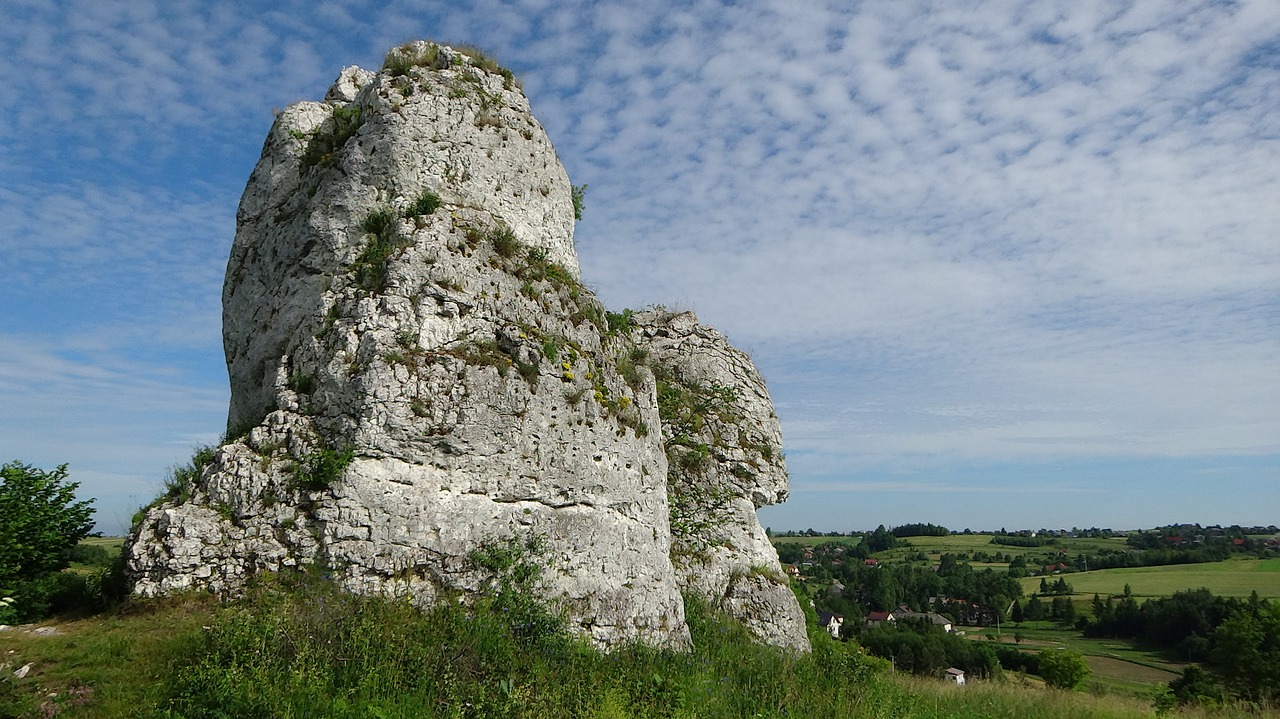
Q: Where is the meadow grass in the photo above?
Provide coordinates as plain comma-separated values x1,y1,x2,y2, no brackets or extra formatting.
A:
1018,559,1280,600
886,534,1132,559
962,622,1186,696
4,572,1278,718
771,533,1134,561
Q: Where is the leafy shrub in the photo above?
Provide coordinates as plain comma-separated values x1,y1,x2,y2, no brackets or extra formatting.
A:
1037,647,1091,689
1,461,95,619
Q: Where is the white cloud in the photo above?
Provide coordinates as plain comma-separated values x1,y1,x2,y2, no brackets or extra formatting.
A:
1,0,1276,531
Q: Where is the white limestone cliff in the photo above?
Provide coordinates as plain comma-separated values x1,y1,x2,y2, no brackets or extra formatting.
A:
125,41,807,652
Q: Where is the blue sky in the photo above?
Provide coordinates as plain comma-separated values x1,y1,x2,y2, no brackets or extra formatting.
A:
2,1,1277,535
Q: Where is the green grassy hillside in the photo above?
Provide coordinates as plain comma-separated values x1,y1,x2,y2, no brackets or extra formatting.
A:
1018,559,1280,600
3,572,1277,718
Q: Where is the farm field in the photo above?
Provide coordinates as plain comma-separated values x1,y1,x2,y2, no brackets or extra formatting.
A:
80,536,126,552
962,622,1183,696
1018,558,1280,599
770,533,1132,558
868,534,1132,566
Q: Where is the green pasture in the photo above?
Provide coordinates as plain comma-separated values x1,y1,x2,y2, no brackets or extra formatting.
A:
1019,559,1280,600
79,536,126,552
879,534,1130,560
962,622,1184,696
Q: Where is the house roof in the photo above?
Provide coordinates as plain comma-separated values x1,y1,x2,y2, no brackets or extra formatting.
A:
897,610,952,626
945,668,965,676
866,611,894,622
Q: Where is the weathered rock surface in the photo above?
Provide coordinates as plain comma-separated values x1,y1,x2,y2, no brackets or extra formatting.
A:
633,310,809,652
125,41,806,652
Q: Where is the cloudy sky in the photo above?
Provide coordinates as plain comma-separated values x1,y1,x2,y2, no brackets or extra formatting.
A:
2,0,1277,535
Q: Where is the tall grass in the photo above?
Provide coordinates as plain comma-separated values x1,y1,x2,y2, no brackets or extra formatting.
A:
3,570,1277,718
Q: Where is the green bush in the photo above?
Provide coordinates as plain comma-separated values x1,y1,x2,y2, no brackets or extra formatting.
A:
1037,647,1091,689
604,308,634,337
1,461,95,621
162,444,217,503
291,444,355,492
352,207,403,293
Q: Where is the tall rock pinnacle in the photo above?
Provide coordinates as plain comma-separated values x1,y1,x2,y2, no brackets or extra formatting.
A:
126,41,807,652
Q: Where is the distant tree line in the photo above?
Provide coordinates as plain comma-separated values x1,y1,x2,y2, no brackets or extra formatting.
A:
991,535,1056,547
890,523,950,538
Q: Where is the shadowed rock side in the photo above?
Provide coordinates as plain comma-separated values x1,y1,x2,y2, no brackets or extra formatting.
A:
125,41,804,652
633,310,809,652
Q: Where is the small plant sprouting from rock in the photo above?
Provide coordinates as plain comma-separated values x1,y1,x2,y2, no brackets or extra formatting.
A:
571,184,587,221
352,207,406,293
520,246,576,289
491,224,520,259
292,442,355,492
453,44,519,90
450,339,515,377
382,42,449,77
288,370,315,395
163,444,218,503
405,188,442,217
605,308,634,337
300,104,364,171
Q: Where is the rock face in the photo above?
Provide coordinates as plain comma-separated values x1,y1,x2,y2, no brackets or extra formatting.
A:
125,42,807,652
633,310,809,652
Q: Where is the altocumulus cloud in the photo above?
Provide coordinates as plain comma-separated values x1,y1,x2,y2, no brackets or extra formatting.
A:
0,0,1276,532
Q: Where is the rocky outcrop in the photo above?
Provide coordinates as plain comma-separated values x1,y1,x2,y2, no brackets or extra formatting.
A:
125,42,806,652
632,310,809,652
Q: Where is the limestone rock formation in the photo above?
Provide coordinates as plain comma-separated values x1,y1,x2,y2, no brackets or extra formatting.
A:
632,310,809,652
125,41,807,652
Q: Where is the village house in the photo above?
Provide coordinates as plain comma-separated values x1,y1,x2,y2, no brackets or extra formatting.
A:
865,610,896,628
817,611,844,639
896,609,954,633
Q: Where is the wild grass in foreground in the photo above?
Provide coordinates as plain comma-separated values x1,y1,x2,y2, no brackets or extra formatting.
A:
2,571,1276,718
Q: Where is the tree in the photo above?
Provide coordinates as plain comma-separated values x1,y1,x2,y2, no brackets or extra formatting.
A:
0,462,95,602
1024,595,1047,621
1037,648,1091,689
1210,604,1280,703
1168,665,1224,705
